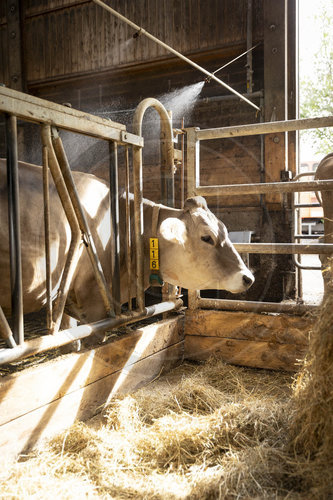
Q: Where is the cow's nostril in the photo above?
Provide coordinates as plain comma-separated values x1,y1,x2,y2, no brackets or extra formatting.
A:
243,274,253,287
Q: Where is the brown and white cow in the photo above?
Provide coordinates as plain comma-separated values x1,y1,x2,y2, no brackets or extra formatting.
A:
315,153,333,296
0,160,254,324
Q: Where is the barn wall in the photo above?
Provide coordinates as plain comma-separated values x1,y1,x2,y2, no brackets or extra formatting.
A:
0,0,297,303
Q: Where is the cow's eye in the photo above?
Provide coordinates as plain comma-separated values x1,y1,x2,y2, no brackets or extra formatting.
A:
201,235,214,245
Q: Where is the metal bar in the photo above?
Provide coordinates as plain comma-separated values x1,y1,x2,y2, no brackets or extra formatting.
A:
0,306,17,348
0,86,143,147
196,115,333,141
0,299,183,365
233,242,333,254
5,114,24,345
198,297,318,315
195,179,333,197
42,145,53,331
161,109,175,207
293,257,321,271
294,203,321,208
125,146,132,311
40,125,83,333
132,141,144,311
92,0,260,112
132,98,175,311
294,234,320,239
51,128,114,318
110,141,121,315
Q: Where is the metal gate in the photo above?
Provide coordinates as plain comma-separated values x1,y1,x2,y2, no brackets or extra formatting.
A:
0,88,181,365
185,115,333,314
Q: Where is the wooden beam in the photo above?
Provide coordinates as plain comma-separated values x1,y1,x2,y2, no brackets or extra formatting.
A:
185,335,307,372
6,0,24,90
184,309,312,371
0,316,183,463
264,0,287,207
184,310,312,345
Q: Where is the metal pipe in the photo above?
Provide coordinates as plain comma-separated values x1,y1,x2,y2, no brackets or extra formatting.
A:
196,115,333,141
195,179,333,197
246,0,253,93
110,141,121,315
40,125,83,333
233,242,333,254
197,297,318,315
92,0,260,112
51,128,114,318
0,306,17,348
132,98,174,310
42,145,53,331
5,114,24,345
0,299,183,365
125,146,132,311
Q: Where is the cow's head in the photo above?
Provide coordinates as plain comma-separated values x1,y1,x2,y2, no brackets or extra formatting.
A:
158,196,254,293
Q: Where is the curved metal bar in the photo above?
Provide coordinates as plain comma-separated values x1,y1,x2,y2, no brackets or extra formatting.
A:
132,97,174,311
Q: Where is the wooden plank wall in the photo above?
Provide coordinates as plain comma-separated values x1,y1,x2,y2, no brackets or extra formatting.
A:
17,0,263,85
0,315,184,464
184,309,312,371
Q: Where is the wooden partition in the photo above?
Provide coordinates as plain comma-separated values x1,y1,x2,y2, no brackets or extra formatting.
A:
184,309,313,371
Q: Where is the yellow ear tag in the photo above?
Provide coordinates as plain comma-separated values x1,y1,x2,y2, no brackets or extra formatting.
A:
149,238,164,286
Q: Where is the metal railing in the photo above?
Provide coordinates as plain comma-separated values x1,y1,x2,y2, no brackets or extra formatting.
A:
186,115,333,313
0,88,180,365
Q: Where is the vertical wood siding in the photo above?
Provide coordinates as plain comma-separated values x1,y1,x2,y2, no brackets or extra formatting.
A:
19,0,263,84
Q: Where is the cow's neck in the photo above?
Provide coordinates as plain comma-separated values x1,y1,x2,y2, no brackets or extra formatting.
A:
142,199,180,286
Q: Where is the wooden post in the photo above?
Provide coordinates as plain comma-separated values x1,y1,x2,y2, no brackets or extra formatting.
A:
264,0,288,207
6,0,24,91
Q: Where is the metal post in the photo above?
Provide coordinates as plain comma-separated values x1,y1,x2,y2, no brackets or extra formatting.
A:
0,306,17,348
42,145,53,331
110,141,121,315
125,146,132,311
5,114,24,345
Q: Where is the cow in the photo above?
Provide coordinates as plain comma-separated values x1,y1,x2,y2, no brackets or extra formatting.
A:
0,159,254,329
315,153,333,296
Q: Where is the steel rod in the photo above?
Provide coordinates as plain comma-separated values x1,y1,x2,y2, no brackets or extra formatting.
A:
195,179,333,197
196,115,333,141
92,0,260,111
0,299,183,365
5,114,24,345
0,306,17,348
110,141,121,315
233,242,333,254
198,297,318,315
125,146,132,311
42,145,53,331
132,98,174,311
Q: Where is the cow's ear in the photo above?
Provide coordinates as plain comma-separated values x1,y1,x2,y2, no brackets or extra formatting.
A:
184,196,208,212
159,218,187,246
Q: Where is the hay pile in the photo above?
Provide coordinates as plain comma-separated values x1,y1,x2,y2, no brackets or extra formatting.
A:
291,291,333,497
1,358,319,500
